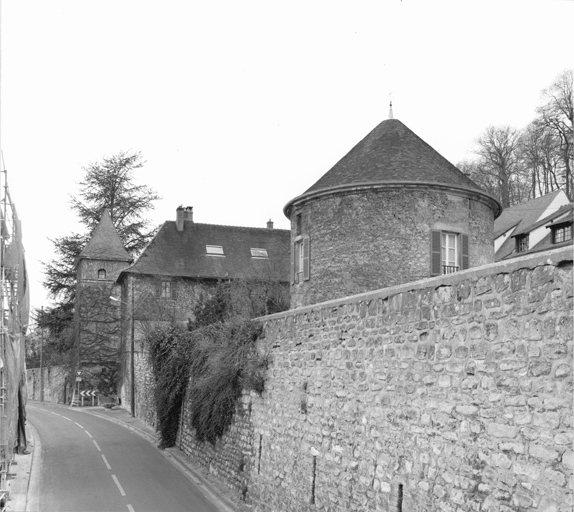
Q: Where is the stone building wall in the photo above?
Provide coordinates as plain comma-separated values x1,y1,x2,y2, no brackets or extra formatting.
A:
290,188,495,308
163,247,573,512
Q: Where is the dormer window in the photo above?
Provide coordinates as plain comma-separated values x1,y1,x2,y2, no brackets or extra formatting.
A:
251,248,268,258
98,269,106,280
206,245,224,256
516,234,529,253
551,223,572,244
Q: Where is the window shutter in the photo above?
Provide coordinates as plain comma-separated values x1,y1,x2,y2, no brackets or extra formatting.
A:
302,236,310,281
461,234,469,270
290,240,295,284
430,230,441,276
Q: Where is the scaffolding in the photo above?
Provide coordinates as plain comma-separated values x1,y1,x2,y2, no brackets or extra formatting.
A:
0,168,29,502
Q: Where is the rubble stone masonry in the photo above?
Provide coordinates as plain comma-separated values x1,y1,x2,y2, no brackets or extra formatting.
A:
177,247,572,512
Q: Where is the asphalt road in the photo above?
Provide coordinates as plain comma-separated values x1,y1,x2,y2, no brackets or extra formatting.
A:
27,403,221,512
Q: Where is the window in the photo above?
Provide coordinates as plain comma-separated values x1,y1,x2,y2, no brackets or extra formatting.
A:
160,281,172,299
441,232,459,273
98,269,106,280
251,248,268,258
515,234,529,253
552,223,572,244
430,230,468,276
206,245,224,256
292,236,310,284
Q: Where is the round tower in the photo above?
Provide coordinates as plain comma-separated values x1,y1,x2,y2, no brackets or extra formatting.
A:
284,118,501,308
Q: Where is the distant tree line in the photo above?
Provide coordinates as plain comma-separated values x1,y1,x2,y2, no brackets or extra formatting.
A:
459,69,573,208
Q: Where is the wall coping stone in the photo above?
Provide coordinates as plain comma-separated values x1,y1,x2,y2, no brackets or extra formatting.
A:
258,246,573,321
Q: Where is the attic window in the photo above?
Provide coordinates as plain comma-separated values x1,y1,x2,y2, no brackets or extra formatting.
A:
98,269,106,280
552,223,572,244
251,248,268,258
516,234,529,253
206,245,224,256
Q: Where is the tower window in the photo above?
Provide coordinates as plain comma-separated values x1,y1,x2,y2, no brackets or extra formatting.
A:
430,230,469,276
292,236,310,283
98,269,106,280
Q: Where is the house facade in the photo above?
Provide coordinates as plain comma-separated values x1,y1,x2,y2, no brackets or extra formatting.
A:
284,117,502,308
494,189,573,260
116,206,291,416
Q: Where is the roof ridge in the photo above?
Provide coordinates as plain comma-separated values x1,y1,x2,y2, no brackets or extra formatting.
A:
166,220,290,232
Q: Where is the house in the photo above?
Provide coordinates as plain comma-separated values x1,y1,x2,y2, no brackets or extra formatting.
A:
284,115,502,308
116,206,291,415
494,189,572,260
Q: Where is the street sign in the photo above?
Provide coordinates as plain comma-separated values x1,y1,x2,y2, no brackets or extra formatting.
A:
79,390,97,397
76,377,82,382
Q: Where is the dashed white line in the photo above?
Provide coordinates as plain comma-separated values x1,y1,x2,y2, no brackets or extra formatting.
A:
61,416,73,422
85,430,93,438
93,440,101,451
111,475,126,496
50,412,59,416
74,422,84,428
101,454,111,470
127,505,135,512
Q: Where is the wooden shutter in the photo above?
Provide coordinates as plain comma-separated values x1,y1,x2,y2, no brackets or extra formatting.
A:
290,240,296,284
302,236,310,281
461,234,469,270
430,230,441,276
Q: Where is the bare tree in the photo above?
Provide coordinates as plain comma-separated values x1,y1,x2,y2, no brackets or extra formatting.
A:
537,69,573,199
472,126,522,208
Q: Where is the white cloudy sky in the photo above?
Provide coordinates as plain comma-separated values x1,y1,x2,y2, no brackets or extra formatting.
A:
1,0,572,312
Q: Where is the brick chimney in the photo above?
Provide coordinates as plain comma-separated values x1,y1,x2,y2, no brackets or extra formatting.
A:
176,206,194,231
267,219,274,229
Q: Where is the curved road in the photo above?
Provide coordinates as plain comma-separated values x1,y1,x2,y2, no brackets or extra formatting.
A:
27,403,220,512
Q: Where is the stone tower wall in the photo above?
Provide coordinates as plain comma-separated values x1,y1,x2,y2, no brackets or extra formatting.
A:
289,187,494,308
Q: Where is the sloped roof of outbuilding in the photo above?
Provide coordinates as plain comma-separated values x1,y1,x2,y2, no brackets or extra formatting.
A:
78,209,132,262
494,189,564,239
118,221,291,282
285,118,501,217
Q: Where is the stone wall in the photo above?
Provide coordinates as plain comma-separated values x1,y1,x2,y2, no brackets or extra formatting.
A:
27,366,68,404
165,247,573,512
289,187,495,308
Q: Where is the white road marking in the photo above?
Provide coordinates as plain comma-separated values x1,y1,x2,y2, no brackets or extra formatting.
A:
85,430,93,438
101,454,111,470
93,440,101,451
112,475,126,496
61,416,72,422
50,412,59,416
127,505,135,512
74,422,83,428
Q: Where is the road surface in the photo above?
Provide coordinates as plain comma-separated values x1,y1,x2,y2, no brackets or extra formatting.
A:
27,403,221,512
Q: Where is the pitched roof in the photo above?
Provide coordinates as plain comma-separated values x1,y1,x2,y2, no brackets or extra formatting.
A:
78,209,132,262
494,189,563,239
285,118,500,216
119,221,290,282
497,202,573,260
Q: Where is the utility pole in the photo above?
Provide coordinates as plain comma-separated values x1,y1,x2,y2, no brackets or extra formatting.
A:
39,307,44,402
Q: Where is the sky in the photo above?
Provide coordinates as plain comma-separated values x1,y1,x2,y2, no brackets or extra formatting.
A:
0,0,572,313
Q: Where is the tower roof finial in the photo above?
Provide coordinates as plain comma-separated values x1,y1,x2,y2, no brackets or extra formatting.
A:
388,91,394,119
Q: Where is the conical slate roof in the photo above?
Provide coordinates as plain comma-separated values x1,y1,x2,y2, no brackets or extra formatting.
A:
78,209,132,262
285,118,500,216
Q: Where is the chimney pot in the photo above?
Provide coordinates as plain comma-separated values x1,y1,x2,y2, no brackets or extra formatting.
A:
176,205,193,231
267,219,274,229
